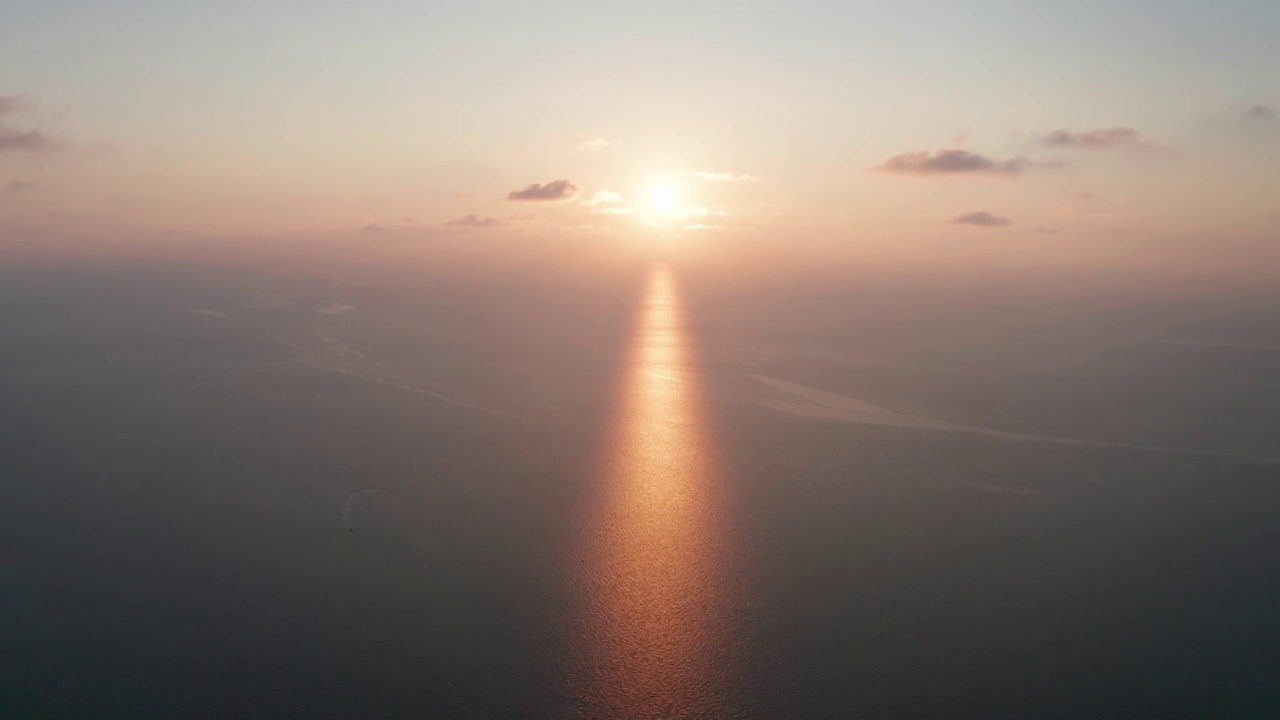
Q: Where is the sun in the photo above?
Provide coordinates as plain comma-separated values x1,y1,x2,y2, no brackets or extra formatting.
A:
651,185,677,215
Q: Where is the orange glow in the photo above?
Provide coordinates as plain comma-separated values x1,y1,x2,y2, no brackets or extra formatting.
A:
565,265,734,718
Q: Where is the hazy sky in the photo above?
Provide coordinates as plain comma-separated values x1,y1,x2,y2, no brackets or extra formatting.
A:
2,1,1277,253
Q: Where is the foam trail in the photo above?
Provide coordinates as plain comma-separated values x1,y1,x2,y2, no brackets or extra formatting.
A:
341,488,382,531
1151,339,1280,352
753,374,1280,466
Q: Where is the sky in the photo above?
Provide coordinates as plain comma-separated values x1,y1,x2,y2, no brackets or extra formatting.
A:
1,0,1278,262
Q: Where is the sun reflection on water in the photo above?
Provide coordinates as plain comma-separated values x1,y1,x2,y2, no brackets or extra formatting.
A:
564,264,735,719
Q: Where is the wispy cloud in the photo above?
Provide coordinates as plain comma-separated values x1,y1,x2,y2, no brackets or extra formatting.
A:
586,189,621,205
687,170,759,182
359,223,385,232
3,180,38,195
0,126,62,152
1038,127,1161,150
444,214,503,227
953,211,1011,227
879,149,1038,175
1242,104,1276,122
508,179,579,201
1223,103,1280,141
565,132,614,152
0,94,66,153
0,95,33,116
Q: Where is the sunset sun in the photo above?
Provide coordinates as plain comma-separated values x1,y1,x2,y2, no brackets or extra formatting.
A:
651,185,677,215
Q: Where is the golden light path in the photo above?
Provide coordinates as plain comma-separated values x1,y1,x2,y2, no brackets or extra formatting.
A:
565,264,736,719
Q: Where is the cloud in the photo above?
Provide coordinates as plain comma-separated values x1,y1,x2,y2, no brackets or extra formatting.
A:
0,126,62,152
0,95,33,116
508,212,536,221
1035,227,1059,235
952,211,1011,227
3,180,37,195
508,179,579,201
444,214,503,227
1242,105,1276,122
688,170,760,181
878,149,1034,175
0,95,66,153
1039,127,1159,150
360,223,384,232
566,133,614,152
586,189,621,205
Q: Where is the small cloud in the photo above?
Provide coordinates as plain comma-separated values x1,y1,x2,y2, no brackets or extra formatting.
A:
508,179,579,201
0,95,67,153
566,132,614,152
0,126,62,152
951,133,971,145
3,180,37,195
586,189,621,205
444,214,503,228
508,212,536,221
682,223,717,231
401,216,418,224
0,95,32,116
360,223,384,232
953,211,1011,227
688,170,759,182
81,141,119,156
1034,227,1059,235
879,149,1033,175
1242,105,1277,122
1039,127,1160,150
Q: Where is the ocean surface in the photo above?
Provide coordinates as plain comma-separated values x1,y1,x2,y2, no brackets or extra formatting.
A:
2,253,1279,718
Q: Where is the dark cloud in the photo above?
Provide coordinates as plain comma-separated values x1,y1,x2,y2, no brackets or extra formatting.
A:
4,180,37,195
507,179,579,201
879,149,1032,175
1039,127,1157,150
953,211,1011,227
444,214,503,227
